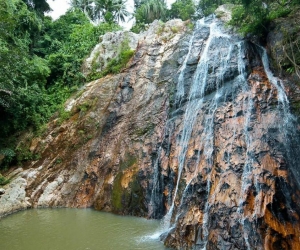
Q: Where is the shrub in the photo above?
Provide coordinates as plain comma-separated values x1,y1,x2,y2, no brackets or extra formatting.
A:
0,148,15,168
0,174,9,186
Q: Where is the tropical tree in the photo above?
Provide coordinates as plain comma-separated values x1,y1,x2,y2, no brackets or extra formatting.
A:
22,0,51,14
133,0,143,9
112,0,130,23
135,0,167,24
0,0,42,108
70,0,129,23
131,0,167,33
70,0,95,20
168,0,197,21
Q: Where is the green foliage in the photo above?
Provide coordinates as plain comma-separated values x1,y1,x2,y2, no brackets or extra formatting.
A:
229,0,299,36
46,11,120,88
134,123,155,136
22,0,51,14
132,0,168,31
15,146,40,163
0,0,42,108
0,0,121,169
229,2,269,36
186,21,194,31
54,158,63,165
70,0,130,24
168,0,197,21
132,0,199,31
57,107,71,125
0,0,51,141
171,26,179,33
130,22,146,33
112,172,124,209
0,174,10,186
0,148,16,167
156,22,165,35
0,8,119,137
78,101,92,112
198,0,241,16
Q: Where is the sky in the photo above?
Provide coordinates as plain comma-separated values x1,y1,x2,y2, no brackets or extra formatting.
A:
46,0,72,20
46,0,176,29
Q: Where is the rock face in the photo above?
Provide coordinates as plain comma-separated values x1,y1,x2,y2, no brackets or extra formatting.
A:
0,168,31,217
82,30,139,76
1,16,300,250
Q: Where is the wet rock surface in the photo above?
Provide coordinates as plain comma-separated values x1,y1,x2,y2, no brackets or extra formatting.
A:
1,16,300,250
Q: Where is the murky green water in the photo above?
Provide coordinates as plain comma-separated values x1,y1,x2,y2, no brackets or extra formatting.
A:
0,208,168,250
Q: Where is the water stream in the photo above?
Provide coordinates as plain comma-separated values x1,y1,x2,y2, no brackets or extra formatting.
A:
162,17,243,245
157,15,299,249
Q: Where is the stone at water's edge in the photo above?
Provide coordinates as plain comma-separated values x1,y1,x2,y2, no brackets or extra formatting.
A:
1,14,300,250
0,168,31,217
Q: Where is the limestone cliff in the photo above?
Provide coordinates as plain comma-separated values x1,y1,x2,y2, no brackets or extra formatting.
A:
1,14,300,250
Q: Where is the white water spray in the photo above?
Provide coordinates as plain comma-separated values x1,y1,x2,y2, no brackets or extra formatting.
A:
176,21,200,104
163,18,239,247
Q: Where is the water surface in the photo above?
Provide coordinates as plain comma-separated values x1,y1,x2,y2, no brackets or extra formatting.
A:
0,208,167,250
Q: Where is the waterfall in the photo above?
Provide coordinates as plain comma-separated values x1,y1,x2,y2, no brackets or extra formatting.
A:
149,14,300,250
237,42,255,250
162,16,246,245
148,120,173,219
260,46,289,108
175,21,199,105
236,45,298,249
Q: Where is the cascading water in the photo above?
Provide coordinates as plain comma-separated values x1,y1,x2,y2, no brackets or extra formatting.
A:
149,120,174,219
175,22,200,105
236,44,299,249
162,16,251,247
237,42,255,250
260,46,289,108
158,14,300,250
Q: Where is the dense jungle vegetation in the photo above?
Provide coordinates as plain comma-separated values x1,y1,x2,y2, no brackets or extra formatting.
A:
0,0,299,177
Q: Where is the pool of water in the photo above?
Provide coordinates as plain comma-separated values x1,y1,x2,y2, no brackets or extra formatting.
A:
0,208,168,250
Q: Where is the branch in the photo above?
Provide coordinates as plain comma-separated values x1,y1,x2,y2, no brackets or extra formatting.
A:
283,42,300,79
0,89,12,95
